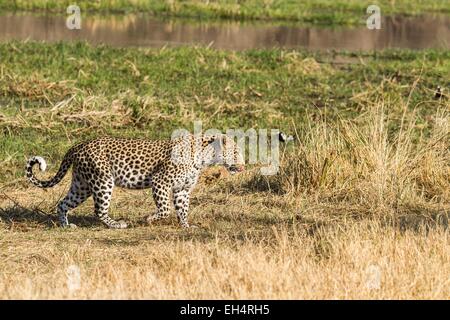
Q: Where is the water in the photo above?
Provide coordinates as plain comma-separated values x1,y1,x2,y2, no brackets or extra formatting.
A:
0,13,449,50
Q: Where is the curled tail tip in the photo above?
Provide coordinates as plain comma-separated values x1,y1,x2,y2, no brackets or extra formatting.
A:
26,155,70,189
28,156,47,172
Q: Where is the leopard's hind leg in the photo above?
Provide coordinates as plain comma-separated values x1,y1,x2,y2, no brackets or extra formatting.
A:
90,174,127,229
57,173,91,228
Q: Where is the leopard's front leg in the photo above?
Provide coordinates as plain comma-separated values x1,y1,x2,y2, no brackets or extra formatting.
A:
173,189,192,228
147,180,172,225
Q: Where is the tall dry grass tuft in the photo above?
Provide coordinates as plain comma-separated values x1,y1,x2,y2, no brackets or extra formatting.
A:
271,106,449,214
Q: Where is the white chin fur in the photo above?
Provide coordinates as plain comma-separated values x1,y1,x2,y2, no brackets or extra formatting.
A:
34,156,47,171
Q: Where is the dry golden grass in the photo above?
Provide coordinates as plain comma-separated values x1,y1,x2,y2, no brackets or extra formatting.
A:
0,216,448,299
0,107,448,299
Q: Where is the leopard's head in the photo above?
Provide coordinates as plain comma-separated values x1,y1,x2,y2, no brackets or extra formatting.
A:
202,134,245,174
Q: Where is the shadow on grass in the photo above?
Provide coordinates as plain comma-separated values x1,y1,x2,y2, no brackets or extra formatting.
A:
0,204,101,229
1,202,447,239
240,174,284,195
301,208,449,236
385,208,449,234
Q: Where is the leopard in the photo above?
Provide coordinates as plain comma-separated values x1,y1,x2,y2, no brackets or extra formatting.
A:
25,134,244,229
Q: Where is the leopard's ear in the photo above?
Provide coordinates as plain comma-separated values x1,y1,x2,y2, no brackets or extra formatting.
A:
202,134,222,147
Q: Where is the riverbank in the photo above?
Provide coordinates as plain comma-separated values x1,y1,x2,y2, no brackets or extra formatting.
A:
1,0,449,25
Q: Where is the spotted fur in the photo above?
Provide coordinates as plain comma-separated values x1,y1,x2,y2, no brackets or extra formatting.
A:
26,134,244,229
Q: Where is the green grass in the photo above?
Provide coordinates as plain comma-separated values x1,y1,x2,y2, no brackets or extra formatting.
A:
0,41,449,183
0,0,449,25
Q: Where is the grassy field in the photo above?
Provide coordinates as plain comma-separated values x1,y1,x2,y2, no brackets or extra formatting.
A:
0,42,449,299
1,0,449,24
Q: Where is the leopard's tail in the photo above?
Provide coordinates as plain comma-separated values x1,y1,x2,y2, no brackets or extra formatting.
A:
26,149,74,188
